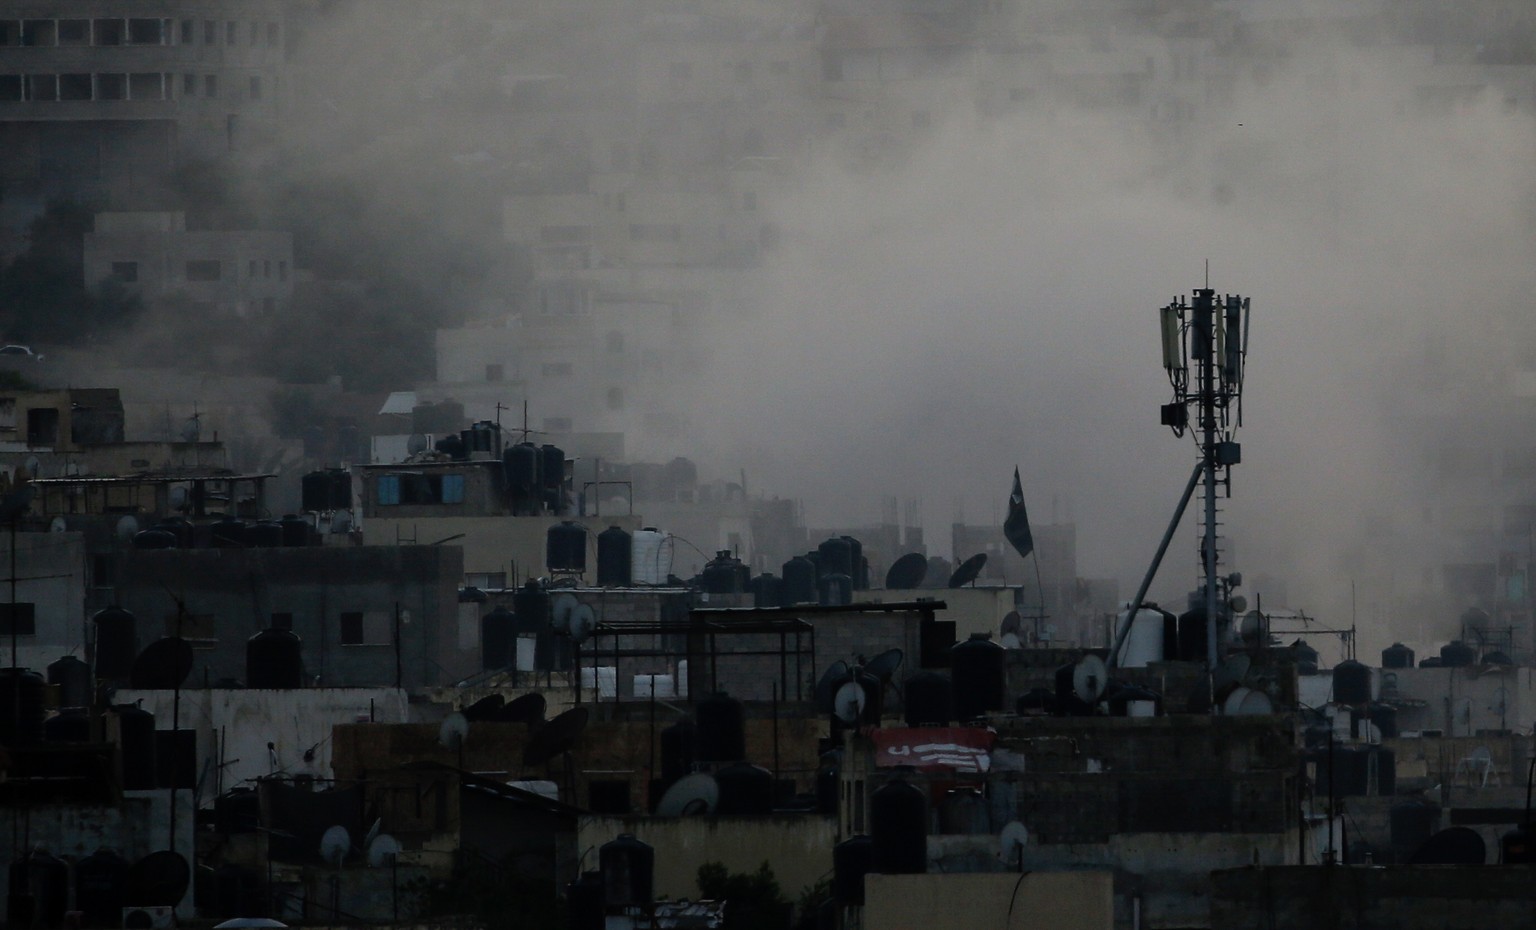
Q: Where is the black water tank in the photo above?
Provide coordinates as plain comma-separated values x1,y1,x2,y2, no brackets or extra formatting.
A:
11,851,66,930
505,442,541,502
902,671,953,727
715,762,774,815
1502,828,1536,864
211,864,262,919
93,607,137,680
1419,656,1444,668
749,573,782,608
701,551,748,595
782,556,816,605
301,469,349,511
870,778,927,874
513,581,550,630
939,788,989,835
599,834,654,907
210,515,247,548
659,719,696,784
1332,660,1371,705
1382,642,1415,669
74,849,130,928
115,703,157,790
950,634,1006,723
1292,639,1320,675
1366,702,1399,739
0,668,46,746
597,526,632,586
279,514,311,547
480,606,514,670
818,572,852,606
247,520,284,548
832,836,874,905
43,708,90,743
131,528,177,550
1172,608,1210,663
1440,640,1475,668
46,655,91,708
841,537,865,589
540,444,565,494
818,537,854,577
568,871,605,930
155,517,195,548
547,521,587,573
696,692,746,763
246,628,303,688
214,787,260,833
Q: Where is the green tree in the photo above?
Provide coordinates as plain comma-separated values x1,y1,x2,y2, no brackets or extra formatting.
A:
697,861,792,930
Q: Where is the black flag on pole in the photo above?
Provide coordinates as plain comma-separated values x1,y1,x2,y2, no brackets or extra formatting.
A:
1004,467,1034,559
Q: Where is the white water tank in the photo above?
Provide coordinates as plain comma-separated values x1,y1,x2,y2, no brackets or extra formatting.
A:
634,673,676,699
632,528,670,584
1114,607,1165,668
580,665,618,698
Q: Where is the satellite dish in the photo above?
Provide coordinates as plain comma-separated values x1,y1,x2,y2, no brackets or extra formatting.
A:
407,433,430,455
1221,686,1274,716
124,851,191,907
813,660,850,714
1000,610,1022,636
998,821,1029,865
550,594,578,634
462,694,505,722
438,712,469,750
116,515,140,540
947,553,987,589
498,692,547,724
1213,654,1251,701
656,772,719,816
522,706,589,767
863,648,903,685
1239,609,1267,643
833,680,867,724
884,553,929,590
319,825,351,865
49,516,66,533
366,834,402,867
1000,632,1022,649
1073,654,1108,704
569,604,596,645
129,637,195,689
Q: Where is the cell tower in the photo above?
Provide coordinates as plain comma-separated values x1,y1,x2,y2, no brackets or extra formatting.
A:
1160,287,1250,671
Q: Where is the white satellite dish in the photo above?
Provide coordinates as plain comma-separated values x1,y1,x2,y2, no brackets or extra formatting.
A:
366,833,402,867
832,680,866,725
1072,654,1108,705
1221,686,1274,716
656,773,719,817
999,632,1022,650
319,824,351,865
438,712,470,750
998,820,1029,866
569,603,595,645
49,516,66,533
551,594,578,634
115,515,140,540
407,433,430,455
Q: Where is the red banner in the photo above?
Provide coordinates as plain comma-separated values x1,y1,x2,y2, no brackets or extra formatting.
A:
870,727,995,773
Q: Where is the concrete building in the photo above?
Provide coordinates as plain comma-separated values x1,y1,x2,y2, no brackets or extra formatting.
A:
0,530,87,671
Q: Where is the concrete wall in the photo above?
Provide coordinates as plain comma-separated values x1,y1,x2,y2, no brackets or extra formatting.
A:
362,514,641,582
0,530,86,671
863,871,1114,930
1211,865,1536,930
580,814,838,902
116,686,409,793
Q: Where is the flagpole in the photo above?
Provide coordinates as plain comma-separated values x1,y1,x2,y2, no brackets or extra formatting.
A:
1030,548,1046,644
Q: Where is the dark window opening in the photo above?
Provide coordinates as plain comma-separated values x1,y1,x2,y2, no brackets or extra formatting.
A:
23,20,56,47
0,603,36,635
0,21,18,46
225,21,237,45
93,19,125,46
26,75,57,102
249,75,261,100
340,612,364,645
204,20,216,44
186,260,221,282
180,20,194,44
26,407,58,445
0,76,18,102
58,74,92,100
183,73,196,96
97,73,127,100
57,20,88,45
111,261,138,282
129,73,163,100
128,19,164,45
267,23,279,46
204,74,217,98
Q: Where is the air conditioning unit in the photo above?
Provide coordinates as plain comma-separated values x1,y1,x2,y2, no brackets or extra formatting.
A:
122,906,175,929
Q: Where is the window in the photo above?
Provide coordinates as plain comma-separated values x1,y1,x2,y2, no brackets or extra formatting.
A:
186,260,221,281
249,75,261,100
111,262,139,282
485,363,503,382
277,261,287,282
261,260,270,278
204,74,217,97
542,362,573,377
94,19,124,46
340,612,364,645
204,20,216,44
183,73,196,96
128,19,164,45
376,474,400,505
181,20,194,44
129,73,164,100
442,474,465,504
226,21,237,45
249,22,259,45
248,259,257,278
0,603,35,636
59,74,92,100
23,20,56,47
0,21,17,46
97,73,127,100
0,77,19,102
26,75,58,102
57,20,88,46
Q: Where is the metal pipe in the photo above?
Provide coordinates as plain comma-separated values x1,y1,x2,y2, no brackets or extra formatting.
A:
1107,462,1204,669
